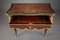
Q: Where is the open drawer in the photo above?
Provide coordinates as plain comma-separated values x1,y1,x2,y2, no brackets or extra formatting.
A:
9,16,52,29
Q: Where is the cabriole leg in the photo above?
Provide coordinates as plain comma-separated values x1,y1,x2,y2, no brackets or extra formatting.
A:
14,28,17,36
44,29,47,36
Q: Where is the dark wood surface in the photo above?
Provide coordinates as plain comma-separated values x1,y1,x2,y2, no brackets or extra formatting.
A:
7,3,55,13
9,16,51,24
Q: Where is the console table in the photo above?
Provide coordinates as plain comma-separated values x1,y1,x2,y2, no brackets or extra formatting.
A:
6,3,55,36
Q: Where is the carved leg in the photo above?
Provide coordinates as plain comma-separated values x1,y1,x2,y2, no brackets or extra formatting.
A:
14,28,17,36
44,29,47,36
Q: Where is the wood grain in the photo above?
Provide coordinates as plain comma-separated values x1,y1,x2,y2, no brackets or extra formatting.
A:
9,16,51,24
7,3,55,13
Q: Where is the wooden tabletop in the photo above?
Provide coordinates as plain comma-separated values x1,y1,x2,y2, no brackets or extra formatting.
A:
7,3,55,16
8,3,55,13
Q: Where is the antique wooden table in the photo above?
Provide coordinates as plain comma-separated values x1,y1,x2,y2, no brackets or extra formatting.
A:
6,3,55,36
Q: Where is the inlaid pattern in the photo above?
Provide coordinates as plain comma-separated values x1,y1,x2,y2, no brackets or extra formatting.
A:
7,3,55,13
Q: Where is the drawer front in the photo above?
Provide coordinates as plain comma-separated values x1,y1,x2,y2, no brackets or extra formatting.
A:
10,24,51,29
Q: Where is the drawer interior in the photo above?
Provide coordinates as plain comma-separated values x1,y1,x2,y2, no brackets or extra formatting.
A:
9,16,52,24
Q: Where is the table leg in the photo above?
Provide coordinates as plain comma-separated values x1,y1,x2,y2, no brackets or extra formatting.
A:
44,29,47,36
14,28,17,36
